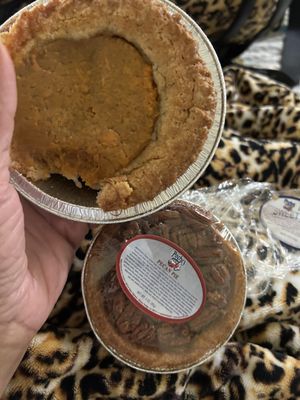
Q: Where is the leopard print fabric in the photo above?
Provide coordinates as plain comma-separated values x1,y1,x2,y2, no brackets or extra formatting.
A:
1,1,300,399
4,65,300,400
196,66,300,190
172,0,242,39
233,0,279,45
0,0,280,47
172,0,279,45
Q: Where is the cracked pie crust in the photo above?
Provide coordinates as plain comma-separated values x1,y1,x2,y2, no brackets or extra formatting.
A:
1,0,216,211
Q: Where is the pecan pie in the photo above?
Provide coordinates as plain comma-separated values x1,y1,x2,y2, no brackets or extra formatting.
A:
0,0,216,211
83,201,246,371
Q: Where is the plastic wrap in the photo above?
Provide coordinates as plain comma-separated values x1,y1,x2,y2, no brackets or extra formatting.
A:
82,200,246,373
182,179,300,300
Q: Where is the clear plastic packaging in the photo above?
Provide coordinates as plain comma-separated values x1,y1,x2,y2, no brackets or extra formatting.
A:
182,179,300,299
82,200,246,373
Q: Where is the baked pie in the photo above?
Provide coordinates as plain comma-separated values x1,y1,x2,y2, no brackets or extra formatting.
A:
1,0,216,210
83,201,246,371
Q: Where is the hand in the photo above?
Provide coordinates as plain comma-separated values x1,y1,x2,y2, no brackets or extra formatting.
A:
0,44,88,395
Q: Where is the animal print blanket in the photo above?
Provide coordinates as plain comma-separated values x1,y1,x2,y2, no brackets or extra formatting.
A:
2,1,300,400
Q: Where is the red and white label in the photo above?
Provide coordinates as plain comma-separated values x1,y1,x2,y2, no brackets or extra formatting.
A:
116,235,206,323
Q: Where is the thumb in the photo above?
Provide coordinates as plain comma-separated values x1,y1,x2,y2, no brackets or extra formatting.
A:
0,43,17,183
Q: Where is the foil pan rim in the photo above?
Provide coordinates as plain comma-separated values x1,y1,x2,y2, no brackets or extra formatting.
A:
3,0,226,223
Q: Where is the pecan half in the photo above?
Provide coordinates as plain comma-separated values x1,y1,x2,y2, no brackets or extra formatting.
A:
157,324,192,347
207,290,228,308
122,221,141,240
111,290,127,319
195,247,225,266
210,264,230,286
128,319,157,346
115,303,142,334
101,270,119,296
139,219,151,234
158,222,171,239
189,305,219,332
147,210,181,225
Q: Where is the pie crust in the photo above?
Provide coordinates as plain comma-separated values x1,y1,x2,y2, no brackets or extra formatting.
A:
1,0,216,211
83,201,246,371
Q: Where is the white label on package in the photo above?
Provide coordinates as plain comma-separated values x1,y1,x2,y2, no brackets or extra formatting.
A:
261,196,300,249
116,235,206,322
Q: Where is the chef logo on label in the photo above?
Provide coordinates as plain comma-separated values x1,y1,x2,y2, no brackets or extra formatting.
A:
283,199,295,212
167,250,186,271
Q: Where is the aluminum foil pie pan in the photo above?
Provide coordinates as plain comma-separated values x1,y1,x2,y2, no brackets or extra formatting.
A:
82,200,246,373
1,0,226,223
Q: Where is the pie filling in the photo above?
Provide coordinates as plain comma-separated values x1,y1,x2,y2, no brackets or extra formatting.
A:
12,35,159,187
5,0,216,211
95,206,240,353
